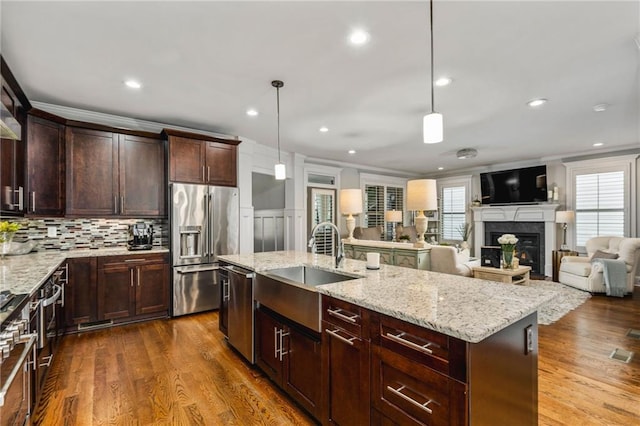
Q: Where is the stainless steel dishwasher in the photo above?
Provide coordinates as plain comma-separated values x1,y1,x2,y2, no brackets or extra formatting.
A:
219,264,255,363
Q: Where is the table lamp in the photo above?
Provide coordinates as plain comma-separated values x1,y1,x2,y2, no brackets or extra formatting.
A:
385,210,403,241
339,189,363,242
406,179,438,248
555,210,575,251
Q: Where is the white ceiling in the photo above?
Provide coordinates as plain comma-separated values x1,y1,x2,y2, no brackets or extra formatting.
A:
1,1,639,175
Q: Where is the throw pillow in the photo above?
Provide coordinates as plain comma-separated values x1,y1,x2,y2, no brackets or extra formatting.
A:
590,250,619,261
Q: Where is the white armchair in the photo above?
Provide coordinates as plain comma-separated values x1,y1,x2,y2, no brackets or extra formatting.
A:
558,236,640,294
429,246,481,277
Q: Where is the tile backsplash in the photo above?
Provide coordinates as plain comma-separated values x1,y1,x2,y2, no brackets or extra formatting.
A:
8,217,168,251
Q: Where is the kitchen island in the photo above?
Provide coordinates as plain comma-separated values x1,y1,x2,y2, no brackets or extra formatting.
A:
219,251,556,425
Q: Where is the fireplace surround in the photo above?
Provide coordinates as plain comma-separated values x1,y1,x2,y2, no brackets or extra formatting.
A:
471,204,559,277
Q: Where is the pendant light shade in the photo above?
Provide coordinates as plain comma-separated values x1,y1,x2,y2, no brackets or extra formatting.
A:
423,112,443,144
423,0,443,144
272,80,286,180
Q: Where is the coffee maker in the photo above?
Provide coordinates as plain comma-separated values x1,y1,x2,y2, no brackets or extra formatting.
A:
127,223,153,250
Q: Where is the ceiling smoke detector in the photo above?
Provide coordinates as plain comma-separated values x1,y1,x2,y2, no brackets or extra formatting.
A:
456,148,477,159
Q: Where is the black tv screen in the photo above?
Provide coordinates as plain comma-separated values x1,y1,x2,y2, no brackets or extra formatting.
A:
480,165,547,205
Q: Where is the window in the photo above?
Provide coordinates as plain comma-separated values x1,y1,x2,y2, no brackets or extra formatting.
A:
565,155,637,250
364,184,384,229
441,186,466,240
362,173,406,241
385,187,404,240
574,171,624,246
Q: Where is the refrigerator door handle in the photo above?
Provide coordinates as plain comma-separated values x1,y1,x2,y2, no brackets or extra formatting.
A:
208,192,214,263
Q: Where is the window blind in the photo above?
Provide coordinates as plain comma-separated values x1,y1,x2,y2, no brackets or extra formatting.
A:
441,186,466,240
365,185,384,229
575,171,624,246
385,186,404,240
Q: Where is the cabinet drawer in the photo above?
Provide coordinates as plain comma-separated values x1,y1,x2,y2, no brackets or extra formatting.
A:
374,313,466,379
97,252,168,269
322,295,369,339
372,346,467,426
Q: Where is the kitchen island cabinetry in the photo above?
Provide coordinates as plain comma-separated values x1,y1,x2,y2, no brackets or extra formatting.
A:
164,128,239,187
66,126,166,217
256,305,322,421
97,253,169,321
65,256,98,329
26,112,66,216
321,297,371,425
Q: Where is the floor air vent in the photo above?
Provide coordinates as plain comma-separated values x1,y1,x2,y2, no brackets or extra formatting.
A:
609,348,634,363
626,329,640,339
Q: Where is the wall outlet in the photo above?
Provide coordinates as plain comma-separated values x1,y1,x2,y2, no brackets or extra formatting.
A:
47,226,57,238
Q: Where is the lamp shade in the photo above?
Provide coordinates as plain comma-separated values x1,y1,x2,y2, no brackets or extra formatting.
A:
385,210,402,223
406,179,438,211
555,210,575,224
274,163,286,180
339,189,363,215
423,112,443,144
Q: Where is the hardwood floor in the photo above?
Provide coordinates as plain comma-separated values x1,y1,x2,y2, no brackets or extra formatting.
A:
34,287,640,425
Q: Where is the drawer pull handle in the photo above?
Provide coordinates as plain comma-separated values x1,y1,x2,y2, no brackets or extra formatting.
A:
124,259,147,263
386,385,434,415
325,328,357,346
386,331,433,354
327,308,358,323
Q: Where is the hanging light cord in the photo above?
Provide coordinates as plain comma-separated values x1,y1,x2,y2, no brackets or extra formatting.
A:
429,0,435,114
276,85,281,163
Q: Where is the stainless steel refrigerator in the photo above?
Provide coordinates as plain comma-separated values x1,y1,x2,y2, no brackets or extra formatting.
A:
171,182,239,316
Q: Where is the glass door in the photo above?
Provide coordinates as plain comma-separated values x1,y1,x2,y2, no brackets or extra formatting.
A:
308,188,336,255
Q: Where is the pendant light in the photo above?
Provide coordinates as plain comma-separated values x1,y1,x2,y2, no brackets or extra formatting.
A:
423,0,443,144
272,80,286,180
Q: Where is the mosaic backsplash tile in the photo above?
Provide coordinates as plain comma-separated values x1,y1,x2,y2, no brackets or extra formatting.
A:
6,217,168,251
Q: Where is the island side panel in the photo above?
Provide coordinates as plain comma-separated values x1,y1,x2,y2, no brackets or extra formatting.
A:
468,312,538,425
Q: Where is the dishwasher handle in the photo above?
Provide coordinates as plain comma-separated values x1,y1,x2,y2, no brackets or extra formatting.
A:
220,265,255,279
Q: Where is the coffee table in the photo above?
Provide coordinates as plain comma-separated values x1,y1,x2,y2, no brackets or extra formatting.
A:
472,265,532,285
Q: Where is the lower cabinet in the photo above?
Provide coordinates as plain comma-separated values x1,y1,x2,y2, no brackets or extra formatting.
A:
255,306,322,420
65,256,98,328
65,252,169,331
98,253,169,321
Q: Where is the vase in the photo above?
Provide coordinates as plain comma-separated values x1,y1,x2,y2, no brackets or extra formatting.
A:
0,231,15,259
461,240,469,250
502,248,514,269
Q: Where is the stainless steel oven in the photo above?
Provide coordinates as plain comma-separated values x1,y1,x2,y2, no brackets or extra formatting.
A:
1,302,37,426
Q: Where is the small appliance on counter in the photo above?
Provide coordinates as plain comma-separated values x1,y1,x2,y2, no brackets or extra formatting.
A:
127,223,153,250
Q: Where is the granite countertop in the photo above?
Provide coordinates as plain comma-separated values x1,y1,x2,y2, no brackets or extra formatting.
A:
219,251,556,343
0,247,169,297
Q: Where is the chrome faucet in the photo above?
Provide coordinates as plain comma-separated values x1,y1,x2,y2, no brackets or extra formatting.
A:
308,221,345,268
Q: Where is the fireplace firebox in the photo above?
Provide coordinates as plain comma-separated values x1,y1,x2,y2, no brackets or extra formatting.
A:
485,222,545,276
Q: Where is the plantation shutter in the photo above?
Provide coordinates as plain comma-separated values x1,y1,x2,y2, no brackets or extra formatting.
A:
441,186,466,240
575,171,624,246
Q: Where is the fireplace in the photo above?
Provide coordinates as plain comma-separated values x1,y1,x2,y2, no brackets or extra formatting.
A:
485,222,545,276
471,204,559,277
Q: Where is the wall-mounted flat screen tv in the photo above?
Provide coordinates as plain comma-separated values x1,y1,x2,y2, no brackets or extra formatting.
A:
480,165,547,205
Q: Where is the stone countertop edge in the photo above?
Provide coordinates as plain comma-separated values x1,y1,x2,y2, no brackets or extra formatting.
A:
0,247,169,297
219,251,557,344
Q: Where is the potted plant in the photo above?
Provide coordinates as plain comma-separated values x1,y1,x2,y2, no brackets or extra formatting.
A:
457,222,472,250
0,221,21,259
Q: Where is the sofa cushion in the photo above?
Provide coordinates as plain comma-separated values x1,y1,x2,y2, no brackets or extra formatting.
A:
591,250,619,261
560,261,593,277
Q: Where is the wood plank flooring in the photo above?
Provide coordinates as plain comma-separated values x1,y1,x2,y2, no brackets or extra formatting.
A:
34,286,640,425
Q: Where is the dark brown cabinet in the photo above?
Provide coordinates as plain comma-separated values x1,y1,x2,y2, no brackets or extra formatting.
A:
65,257,98,329
66,126,166,217
321,297,371,425
26,113,65,216
165,129,239,187
97,253,169,321
256,306,322,420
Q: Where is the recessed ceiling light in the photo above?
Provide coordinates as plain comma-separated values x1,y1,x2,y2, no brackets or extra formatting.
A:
348,149,356,154
124,79,142,89
246,108,258,117
593,142,604,147
527,98,547,107
437,167,444,170
434,77,452,87
319,126,329,133
593,104,608,112
349,29,369,45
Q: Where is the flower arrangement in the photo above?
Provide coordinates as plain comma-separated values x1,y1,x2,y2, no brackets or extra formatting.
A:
497,233,518,268
0,221,21,234
0,221,21,259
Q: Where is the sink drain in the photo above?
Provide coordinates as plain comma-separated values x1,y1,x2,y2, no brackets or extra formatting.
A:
609,348,634,363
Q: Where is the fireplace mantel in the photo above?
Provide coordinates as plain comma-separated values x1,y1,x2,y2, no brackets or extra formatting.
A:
471,204,560,276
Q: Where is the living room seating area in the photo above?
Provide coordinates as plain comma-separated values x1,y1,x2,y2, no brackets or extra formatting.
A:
558,236,640,294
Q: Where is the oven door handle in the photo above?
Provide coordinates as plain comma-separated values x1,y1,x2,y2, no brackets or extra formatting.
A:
42,284,62,307
0,333,37,407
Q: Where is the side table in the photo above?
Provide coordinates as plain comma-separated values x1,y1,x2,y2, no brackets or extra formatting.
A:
552,250,578,282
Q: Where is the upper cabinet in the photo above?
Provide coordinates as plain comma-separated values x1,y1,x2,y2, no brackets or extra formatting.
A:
26,112,66,216
164,129,239,187
66,126,166,217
